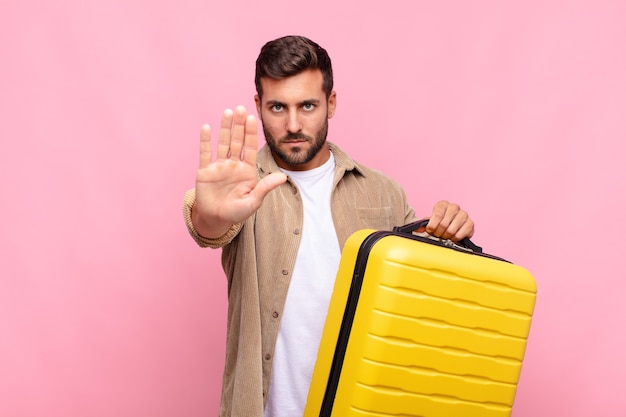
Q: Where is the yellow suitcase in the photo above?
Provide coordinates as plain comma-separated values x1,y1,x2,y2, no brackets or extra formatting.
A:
304,220,537,417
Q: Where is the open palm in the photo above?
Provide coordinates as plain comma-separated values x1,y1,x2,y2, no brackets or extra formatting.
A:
193,106,286,237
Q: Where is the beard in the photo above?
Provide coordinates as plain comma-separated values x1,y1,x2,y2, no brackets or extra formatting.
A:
262,119,329,167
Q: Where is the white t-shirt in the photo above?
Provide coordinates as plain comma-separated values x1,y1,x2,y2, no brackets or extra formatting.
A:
264,153,341,417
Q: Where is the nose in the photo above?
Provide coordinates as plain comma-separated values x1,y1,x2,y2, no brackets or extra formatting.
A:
286,109,302,133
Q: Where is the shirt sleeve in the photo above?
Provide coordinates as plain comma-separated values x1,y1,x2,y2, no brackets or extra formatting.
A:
182,189,243,249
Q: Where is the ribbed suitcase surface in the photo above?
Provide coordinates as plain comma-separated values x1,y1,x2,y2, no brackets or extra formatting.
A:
305,228,537,417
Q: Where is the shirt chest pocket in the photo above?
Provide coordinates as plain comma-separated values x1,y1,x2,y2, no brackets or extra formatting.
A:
355,207,394,231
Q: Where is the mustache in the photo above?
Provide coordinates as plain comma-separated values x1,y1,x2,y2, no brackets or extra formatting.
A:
281,132,312,141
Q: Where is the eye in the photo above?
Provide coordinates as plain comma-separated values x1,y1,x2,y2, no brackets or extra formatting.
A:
270,104,284,112
302,103,316,111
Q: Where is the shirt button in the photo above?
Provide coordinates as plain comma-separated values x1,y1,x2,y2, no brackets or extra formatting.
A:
294,228,300,235
282,270,288,275
272,311,279,318
264,353,271,361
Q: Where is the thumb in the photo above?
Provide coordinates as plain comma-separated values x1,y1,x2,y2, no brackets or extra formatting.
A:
252,172,288,201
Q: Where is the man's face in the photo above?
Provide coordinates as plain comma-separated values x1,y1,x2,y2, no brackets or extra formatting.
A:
255,69,336,171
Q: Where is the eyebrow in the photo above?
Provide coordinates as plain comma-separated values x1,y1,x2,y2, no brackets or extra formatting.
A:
265,99,321,108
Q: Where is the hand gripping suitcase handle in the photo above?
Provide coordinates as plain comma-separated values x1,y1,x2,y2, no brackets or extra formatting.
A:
393,219,483,254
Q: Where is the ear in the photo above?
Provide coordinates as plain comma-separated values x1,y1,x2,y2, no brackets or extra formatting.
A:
327,90,337,119
254,94,262,116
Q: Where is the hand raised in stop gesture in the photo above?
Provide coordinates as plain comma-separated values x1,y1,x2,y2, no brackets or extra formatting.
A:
192,106,287,238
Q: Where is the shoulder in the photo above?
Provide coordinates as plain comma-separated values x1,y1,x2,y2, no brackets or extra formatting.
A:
330,143,404,189
359,164,407,197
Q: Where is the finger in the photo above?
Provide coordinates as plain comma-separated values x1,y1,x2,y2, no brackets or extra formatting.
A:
427,200,448,224
199,124,212,169
426,200,452,236
427,221,452,239
229,106,247,160
440,210,468,240
242,115,258,166
453,218,475,241
217,108,234,160
429,201,467,239
425,201,475,241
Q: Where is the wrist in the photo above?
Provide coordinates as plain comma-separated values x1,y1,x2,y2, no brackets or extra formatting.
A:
191,202,233,239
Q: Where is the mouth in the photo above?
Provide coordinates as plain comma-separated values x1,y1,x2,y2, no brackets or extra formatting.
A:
282,138,308,146
281,133,310,143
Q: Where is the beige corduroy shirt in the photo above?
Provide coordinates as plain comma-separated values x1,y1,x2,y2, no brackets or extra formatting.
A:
182,142,416,417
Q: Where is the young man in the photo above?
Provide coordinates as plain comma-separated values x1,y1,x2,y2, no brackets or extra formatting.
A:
183,35,474,417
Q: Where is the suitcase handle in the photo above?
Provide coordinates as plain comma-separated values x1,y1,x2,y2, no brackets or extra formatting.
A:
393,219,483,253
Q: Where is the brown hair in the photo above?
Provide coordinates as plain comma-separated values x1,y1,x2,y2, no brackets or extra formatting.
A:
255,35,334,99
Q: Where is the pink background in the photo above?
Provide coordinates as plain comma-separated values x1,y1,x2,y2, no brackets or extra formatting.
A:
2,0,625,416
